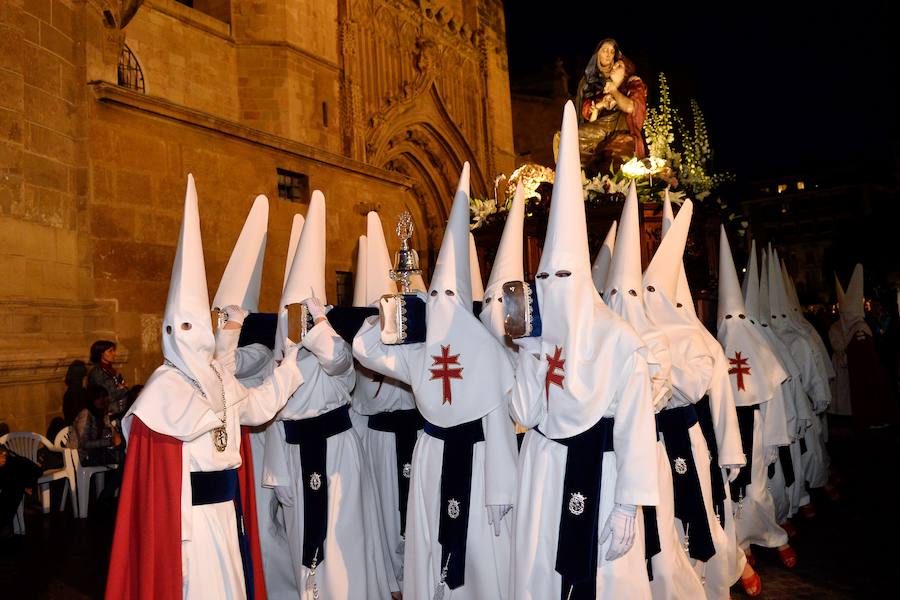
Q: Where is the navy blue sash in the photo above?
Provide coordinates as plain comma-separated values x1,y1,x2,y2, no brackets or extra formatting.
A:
656,405,715,562
424,418,485,590
282,404,353,568
768,445,796,487
368,408,425,535
729,405,759,502
695,397,726,527
538,417,614,600
191,469,254,600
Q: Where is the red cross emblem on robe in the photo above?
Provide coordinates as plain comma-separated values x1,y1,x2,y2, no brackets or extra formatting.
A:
728,351,751,391
430,345,463,405
545,345,566,399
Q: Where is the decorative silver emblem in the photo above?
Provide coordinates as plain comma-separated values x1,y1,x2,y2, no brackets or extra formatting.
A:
447,498,460,519
211,426,228,452
309,472,322,491
402,463,412,479
674,457,688,475
568,492,586,516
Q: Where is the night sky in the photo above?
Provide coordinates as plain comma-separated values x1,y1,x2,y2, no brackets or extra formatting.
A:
504,1,899,181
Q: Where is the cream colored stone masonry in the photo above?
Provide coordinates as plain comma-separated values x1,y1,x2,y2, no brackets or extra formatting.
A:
0,0,514,433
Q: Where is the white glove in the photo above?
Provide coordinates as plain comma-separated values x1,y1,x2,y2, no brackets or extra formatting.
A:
281,340,300,365
764,445,778,465
274,485,293,507
512,336,541,356
726,466,742,482
599,503,636,561
223,304,249,327
304,296,327,323
487,504,512,537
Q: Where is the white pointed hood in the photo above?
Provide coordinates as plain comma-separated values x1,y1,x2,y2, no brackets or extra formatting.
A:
213,195,268,312
352,235,368,307
841,263,870,336
480,181,526,343
662,193,697,317
273,214,304,360
643,199,688,304
281,190,327,306
644,199,714,404
717,226,748,325
429,163,473,309
742,241,760,321
364,211,398,305
834,271,846,309
162,174,218,400
604,180,671,408
469,233,484,302
759,248,773,326
417,162,513,427
605,182,642,298
283,214,305,292
533,101,647,437
591,220,616,295
717,228,786,406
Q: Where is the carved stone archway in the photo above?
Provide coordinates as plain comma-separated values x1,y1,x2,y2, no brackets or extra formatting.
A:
369,85,488,266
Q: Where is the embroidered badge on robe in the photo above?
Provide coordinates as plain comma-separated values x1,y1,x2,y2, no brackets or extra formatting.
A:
728,351,751,391
568,492,586,516
430,345,463,405
545,345,566,399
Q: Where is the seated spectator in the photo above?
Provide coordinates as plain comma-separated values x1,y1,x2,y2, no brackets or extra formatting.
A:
70,386,123,504
0,443,42,539
87,341,129,415
71,386,123,468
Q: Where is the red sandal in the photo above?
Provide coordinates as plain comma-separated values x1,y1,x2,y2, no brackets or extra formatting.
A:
778,545,797,569
800,503,816,519
740,571,762,597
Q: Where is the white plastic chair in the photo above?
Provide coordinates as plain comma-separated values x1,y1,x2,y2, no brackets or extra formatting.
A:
45,427,78,516
67,433,117,519
0,432,53,533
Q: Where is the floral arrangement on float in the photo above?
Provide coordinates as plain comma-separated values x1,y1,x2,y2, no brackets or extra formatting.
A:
470,73,747,234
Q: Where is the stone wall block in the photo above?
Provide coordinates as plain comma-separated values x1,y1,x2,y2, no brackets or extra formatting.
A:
22,151,69,192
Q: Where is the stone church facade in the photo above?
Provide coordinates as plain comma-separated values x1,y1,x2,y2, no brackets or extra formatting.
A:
0,0,514,432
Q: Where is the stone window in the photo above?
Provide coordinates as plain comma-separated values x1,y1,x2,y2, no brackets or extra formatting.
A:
117,44,145,94
277,168,310,203
335,271,353,307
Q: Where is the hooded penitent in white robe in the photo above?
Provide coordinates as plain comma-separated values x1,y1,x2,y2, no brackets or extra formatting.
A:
508,103,658,600
604,183,703,600
211,195,299,600
350,212,420,588
643,194,741,600
744,245,809,525
767,252,830,490
262,191,397,599
354,163,518,600
122,177,304,600
717,228,789,552
827,276,852,416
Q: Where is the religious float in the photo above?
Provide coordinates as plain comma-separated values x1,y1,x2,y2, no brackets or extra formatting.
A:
471,40,740,327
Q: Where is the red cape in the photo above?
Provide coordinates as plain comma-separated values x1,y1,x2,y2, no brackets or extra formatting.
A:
106,418,268,599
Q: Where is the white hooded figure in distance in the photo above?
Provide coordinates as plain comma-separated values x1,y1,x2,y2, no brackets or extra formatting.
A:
661,199,747,599
743,245,811,529
354,162,518,600
106,175,305,600
509,102,658,600
767,252,831,497
214,207,304,600
350,212,421,588
716,227,795,570
603,182,704,600
262,192,398,599
827,274,852,417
